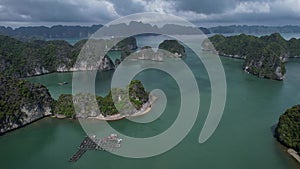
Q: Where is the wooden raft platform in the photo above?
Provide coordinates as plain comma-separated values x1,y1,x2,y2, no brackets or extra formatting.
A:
69,134,122,162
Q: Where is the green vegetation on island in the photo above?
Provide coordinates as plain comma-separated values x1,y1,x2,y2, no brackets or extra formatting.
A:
275,105,300,154
208,25,300,34
111,36,137,51
52,94,76,118
0,77,149,133
158,40,186,58
53,80,149,118
2,24,300,41
203,33,300,80
0,35,78,77
0,25,103,40
0,76,54,134
128,80,149,109
120,40,186,61
0,35,137,78
0,22,211,41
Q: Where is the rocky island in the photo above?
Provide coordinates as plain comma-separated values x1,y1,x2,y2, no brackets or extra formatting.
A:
121,40,186,61
0,35,137,78
275,105,300,162
158,40,186,58
202,33,300,80
53,80,151,119
0,78,151,134
0,76,54,134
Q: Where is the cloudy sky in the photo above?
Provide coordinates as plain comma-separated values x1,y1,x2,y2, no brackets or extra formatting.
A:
0,0,299,27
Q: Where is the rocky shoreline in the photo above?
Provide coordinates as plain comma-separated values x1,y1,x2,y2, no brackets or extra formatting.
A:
287,148,300,163
89,94,157,121
0,92,157,135
275,104,300,164
0,115,52,135
51,95,157,121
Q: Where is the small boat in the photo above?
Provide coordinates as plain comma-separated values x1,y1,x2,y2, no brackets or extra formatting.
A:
58,82,68,85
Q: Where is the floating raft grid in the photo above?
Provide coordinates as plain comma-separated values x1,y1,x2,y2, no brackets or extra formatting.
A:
69,134,122,162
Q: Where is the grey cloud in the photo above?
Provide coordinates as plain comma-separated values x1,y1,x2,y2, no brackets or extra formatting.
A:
110,0,145,15
176,0,236,14
0,0,119,23
0,0,299,26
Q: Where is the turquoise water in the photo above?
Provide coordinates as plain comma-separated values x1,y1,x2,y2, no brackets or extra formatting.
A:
46,37,85,45
1,36,300,169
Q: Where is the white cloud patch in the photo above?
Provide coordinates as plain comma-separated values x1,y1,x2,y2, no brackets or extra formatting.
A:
233,1,270,14
81,0,120,19
131,0,209,20
131,0,176,13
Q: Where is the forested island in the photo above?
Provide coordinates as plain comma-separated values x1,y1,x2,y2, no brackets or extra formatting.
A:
54,80,149,119
120,40,186,61
275,105,300,162
0,25,103,40
158,40,186,58
0,76,53,134
0,77,149,134
202,33,300,80
208,25,300,34
0,35,137,77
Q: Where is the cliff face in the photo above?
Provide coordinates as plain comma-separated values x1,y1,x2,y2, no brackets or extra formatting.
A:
0,76,54,134
242,42,286,80
128,46,162,61
56,55,115,72
202,33,294,80
54,36,137,72
0,35,139,78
